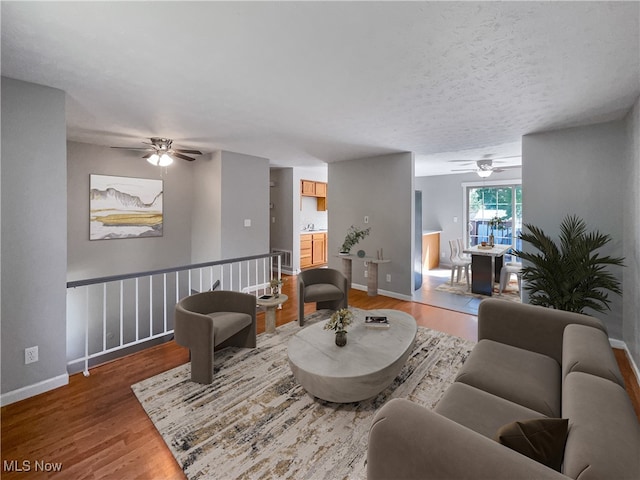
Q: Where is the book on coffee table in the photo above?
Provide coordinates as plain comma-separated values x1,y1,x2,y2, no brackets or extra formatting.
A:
365,316,390,329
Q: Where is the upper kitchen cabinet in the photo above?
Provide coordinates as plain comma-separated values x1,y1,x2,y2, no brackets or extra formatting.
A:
301,180,316,196
300,180,327,211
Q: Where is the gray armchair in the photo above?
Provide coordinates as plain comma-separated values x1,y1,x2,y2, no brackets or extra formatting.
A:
298,268,348,326
174,290,257,384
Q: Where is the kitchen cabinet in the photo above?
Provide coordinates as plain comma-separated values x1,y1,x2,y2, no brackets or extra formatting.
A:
300,234,313,268
312,233,326,264
300,232,327,268
422,230,441,271
301,180,316,196
300,180,328,211
301,180,327,197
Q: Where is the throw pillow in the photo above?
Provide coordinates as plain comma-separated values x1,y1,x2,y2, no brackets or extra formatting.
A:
495,418,569,471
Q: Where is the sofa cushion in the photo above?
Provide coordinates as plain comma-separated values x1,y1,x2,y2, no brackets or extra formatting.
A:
495,418,568,471
562,324,624,387
434,382,547,439
562,372,640,480
303,283,343,303
207,312,253,345
455,339,561,417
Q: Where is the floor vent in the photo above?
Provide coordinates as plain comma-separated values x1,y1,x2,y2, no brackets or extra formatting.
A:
271,248,292,268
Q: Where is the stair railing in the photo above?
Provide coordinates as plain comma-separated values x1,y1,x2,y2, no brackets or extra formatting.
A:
66,252,282,376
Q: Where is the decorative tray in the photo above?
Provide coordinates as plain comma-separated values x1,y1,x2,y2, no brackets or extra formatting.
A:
477,245,494,250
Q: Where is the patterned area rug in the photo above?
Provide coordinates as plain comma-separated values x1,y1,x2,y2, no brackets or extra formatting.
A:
435,278,522,303
132,309,474,480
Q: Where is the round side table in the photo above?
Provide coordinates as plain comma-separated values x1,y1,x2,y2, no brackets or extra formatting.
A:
256,294,288,334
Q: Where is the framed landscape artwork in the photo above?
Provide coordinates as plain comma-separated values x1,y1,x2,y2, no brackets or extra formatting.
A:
90,174,163,240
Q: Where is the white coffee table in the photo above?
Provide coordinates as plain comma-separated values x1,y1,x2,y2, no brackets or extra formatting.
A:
287,309,417,403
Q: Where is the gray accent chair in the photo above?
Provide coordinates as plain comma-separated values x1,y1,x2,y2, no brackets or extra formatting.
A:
174,290,257,384
298,268,348,326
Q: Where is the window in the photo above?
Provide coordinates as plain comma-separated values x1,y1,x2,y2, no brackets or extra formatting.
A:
464,182,522,253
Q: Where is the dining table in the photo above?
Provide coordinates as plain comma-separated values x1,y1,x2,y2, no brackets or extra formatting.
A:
463,244,512,296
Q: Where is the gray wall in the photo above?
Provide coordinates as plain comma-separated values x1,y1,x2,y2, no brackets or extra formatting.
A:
623,97,640,369
328,153,414,297
270,167,295,270
191,150,270,262
67,141,194,281
1,78,68,398
220,151,270,258
522,120,627,339
191,151,222,262
415,169,522,266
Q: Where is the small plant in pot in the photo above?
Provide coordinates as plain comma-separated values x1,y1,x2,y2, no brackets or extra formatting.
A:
324,308,354,346
269,277,284,297
514,215,624,314
340,225,371,255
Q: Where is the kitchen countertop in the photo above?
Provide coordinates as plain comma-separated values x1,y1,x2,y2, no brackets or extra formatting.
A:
300,229,327,233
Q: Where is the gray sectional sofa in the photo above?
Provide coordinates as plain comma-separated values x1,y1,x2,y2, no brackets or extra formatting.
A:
367,298,640,479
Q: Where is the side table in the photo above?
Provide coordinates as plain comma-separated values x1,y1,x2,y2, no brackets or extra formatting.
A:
338,255,391,296
257,294,288,334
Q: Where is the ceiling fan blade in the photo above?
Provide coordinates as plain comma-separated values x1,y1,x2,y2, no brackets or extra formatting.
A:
493,166,521,172
142,153,155,159
451,168,476,172
111,146,154,151
174,148,203,155
492,155,521,161
447,160,476,164
172,152,196,162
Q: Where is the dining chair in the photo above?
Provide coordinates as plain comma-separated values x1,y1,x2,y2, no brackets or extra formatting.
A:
449,240,471,290
499,262,523,295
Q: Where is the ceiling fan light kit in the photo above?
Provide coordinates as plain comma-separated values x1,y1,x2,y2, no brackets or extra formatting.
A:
146,153,173,167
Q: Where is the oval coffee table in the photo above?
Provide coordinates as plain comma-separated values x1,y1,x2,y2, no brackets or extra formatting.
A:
287,309,417,403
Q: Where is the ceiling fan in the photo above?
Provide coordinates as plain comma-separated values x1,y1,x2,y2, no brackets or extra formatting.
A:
449,155,521,177
111,137,203,166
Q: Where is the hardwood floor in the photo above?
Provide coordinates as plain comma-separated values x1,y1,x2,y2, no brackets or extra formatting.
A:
2,275,638,479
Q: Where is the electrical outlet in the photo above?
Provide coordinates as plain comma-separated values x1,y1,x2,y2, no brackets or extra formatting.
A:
25,346,38,364
364,270,368,278
386,274,392,282
364,215,369,224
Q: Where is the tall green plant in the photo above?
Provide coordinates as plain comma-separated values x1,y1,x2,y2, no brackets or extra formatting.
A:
514,215,624,314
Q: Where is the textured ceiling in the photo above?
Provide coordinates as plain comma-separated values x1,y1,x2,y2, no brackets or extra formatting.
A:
2,2,639,176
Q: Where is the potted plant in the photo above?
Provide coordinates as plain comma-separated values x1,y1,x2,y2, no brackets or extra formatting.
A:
514,215,624,314
324,308,354,346
269,277,284,297
340,225,371,255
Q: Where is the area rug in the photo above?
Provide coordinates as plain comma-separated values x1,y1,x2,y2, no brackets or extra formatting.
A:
435,278,522,303
132,309,474,480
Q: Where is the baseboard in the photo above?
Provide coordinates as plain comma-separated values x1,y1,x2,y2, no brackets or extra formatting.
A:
350,283,413,302
609,338,640,384
0,373,69,407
